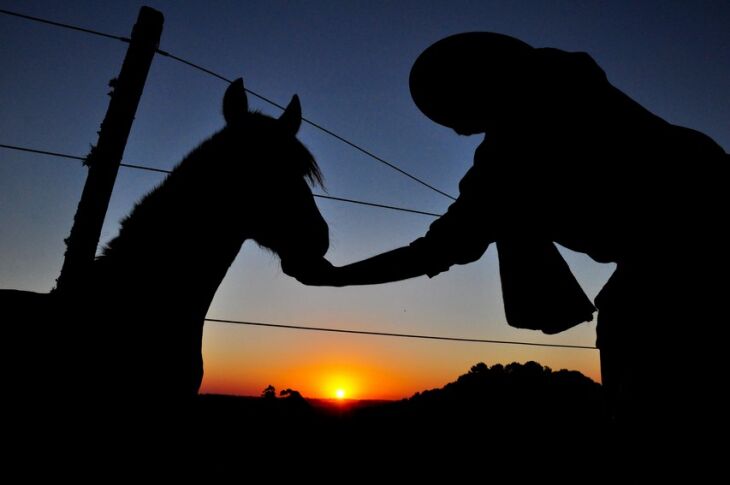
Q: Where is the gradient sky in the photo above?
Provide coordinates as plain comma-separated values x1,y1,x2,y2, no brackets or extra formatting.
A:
1,0,728,399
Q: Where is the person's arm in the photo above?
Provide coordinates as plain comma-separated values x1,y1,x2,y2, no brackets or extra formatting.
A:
289,183,492,287
289,144,496,287
288,245,430,287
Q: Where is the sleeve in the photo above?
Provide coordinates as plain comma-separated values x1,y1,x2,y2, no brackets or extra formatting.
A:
408,161,495,278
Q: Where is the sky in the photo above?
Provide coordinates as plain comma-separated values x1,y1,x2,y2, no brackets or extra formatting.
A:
1,0,728,400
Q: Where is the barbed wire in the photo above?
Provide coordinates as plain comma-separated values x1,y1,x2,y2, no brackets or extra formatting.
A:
0,7,457,201
0,7,130,42
0,143,442,217
205,318,598,350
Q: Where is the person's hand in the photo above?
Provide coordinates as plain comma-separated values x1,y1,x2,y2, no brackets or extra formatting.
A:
281,257,342,286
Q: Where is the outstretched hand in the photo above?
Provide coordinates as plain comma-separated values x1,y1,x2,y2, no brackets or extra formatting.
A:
281,257,343,287
282,245,431,287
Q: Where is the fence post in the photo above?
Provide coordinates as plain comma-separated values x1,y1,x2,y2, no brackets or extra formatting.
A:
55,6,163,293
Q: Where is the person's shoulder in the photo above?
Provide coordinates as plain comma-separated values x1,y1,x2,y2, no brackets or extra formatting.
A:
665,124,727,158
474,131,543,164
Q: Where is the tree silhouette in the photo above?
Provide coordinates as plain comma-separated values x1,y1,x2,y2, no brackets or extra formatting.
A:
279,388,303,400
261,385,276,400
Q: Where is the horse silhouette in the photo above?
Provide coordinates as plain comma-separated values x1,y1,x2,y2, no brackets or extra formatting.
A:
2,79,329,410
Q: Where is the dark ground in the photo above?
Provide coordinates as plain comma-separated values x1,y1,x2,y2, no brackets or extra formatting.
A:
192,361,611,462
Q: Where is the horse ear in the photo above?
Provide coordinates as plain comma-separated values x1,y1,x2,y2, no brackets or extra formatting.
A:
278,95,302,135
223,78,248,124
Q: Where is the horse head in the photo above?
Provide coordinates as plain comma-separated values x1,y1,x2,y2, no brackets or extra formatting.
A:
220,78,330,272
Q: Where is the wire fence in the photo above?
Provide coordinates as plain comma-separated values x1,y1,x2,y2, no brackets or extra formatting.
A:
204,318,596,350
0,7,456,201
0,143,444,217
0,8,598,351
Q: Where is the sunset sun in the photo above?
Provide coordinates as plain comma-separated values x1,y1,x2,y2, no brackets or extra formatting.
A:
323,373,358,400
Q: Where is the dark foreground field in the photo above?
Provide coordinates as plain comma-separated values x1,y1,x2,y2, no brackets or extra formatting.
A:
193,361,609,456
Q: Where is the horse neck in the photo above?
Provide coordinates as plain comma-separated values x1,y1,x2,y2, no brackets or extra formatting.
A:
97,138,252,301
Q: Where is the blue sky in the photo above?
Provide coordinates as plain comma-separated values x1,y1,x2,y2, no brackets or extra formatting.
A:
1,0,727,397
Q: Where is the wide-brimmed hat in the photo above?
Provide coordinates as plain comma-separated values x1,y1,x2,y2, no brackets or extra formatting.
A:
409,32,535,127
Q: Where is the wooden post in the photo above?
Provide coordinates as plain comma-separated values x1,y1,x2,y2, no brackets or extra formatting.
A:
55,6,163,293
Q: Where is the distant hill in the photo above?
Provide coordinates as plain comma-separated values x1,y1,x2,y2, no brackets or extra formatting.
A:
351,361,606,433
195,361,605,436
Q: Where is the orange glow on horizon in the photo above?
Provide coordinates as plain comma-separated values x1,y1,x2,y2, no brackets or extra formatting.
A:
201,323,603,400
200,356,413,400
200,353,602,399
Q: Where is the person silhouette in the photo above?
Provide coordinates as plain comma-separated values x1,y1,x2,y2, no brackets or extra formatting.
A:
285,32,727,432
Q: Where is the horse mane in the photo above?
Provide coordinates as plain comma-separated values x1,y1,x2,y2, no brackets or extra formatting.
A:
247,111,324,188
